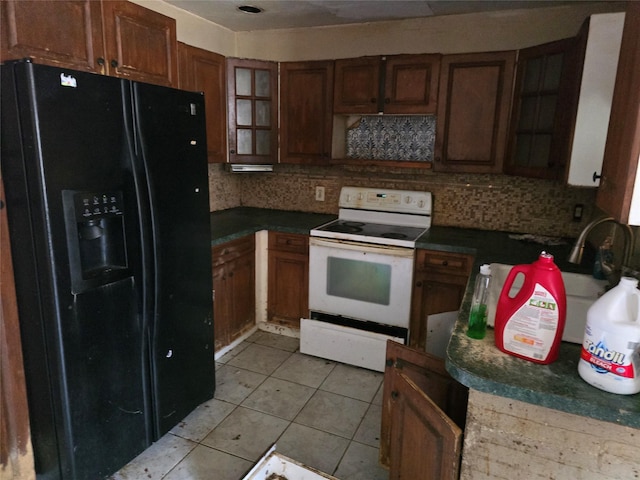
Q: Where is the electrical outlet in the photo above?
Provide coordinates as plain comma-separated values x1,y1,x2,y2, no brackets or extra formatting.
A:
573,203,584,222
315,186,325,201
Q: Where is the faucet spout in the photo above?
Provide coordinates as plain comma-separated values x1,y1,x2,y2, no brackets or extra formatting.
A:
568,216,635,270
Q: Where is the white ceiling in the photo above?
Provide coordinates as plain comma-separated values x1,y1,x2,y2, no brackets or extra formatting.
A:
165,0,594,32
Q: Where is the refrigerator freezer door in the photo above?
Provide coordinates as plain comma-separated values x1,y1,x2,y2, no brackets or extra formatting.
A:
132,83,215,437
1,61,150,479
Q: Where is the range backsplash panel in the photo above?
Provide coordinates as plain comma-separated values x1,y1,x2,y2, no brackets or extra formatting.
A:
209,163,600,240
346,115,435,162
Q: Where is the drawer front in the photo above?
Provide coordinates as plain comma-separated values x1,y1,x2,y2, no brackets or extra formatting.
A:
213,235,255,266
416,249,473,277
269,232,308,254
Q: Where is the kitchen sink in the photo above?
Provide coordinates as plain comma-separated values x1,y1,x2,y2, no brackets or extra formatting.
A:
486,263,608,344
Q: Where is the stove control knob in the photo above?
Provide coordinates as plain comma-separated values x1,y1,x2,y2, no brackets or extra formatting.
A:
418,200,425,208
405,195,411,204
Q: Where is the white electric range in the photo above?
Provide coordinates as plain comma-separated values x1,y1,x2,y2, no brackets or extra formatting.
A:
301,186,432,372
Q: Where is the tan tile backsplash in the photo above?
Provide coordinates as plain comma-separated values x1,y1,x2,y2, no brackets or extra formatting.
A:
209,163,597,239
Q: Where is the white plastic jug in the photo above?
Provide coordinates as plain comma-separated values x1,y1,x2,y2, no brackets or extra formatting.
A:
578,277,640,395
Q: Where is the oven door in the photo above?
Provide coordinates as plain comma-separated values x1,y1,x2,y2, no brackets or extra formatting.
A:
308,237,414,327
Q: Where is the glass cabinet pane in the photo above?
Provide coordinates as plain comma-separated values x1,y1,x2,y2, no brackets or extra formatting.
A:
237,129,253,155
255,100,271,127
255,70,271,97
537,95,557,130
236,99,253,126
256,130,270,155
530,135,552,167
523,57,542,93
235,68,252,96
543,53,563,91
518,97,537,130
514,134,532,166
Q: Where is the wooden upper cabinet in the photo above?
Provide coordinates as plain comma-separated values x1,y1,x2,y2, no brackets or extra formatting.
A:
384,54,440,114
280,61,334,164
0,1,177,87
504,37,579,180
334,55,440,114
434,51,516,173
178,43,227,163
0,0,105,73
596,2,640,225
334,56,380,114
101,1,178,87
227,58,278,164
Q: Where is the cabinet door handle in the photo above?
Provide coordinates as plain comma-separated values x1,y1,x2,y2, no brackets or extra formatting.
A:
441,260,448,266
110,59,119,68
230,149,236,154
370,97,377,104
593,171,602,182
391,391,399,400
415,280,423,287
97,57,105,66
228,272,234,278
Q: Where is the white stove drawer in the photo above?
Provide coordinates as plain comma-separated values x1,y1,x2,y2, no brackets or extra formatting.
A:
300,319,404,372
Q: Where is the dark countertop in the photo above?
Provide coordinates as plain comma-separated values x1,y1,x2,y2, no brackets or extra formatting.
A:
210,207,640,429
210,207,336,245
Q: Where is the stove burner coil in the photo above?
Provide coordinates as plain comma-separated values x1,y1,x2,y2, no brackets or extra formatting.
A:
381,232,408,240
330,224,363,234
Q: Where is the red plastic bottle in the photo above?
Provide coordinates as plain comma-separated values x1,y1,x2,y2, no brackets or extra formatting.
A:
494,252,567,364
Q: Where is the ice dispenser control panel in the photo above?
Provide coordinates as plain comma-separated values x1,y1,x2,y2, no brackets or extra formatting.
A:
75,192,124,220
62,190,129,294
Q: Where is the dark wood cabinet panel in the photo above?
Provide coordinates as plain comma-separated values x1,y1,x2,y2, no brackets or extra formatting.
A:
381,341,468,479
280,61,334,164
334,54,440,115
1,0,178,87
333,56,380,114
410,250,473,350
178,43,227,163
435,51,515,173
505,37,580,179
267,232,309,329
596,2,640,224
101,1,178,87
384,54,440,114
227,58,278,164
212,236,255,351
0,0,104,73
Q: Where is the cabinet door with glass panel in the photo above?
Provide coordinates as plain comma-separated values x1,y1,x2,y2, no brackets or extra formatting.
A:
505,38,580,179
227,58,278,164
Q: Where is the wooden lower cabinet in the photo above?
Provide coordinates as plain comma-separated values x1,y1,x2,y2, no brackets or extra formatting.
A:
212,235,255,351
410,249,473,350
267,232,309,328
380,341,469,479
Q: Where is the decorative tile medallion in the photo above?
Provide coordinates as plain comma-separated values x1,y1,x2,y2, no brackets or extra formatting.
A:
346,115,436,162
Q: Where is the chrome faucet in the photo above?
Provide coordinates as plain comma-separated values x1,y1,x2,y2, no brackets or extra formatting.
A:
568,216,635,285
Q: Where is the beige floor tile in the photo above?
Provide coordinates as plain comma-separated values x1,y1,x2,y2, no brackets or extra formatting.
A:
334,441,389,480
241,377,315,420
170,398,236,442
201,406,289,462
320,363,384,402
163,445,252,480
272,352,336,388
294,390,369,439
214,364,267,404
227,343,293,375
276,423,350,475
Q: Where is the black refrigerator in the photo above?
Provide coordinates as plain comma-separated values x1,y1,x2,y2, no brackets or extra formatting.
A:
1,60,215,479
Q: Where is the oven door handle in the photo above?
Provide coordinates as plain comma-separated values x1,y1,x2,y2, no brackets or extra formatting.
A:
309,236,415,258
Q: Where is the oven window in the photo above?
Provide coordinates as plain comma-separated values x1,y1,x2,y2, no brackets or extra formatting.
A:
326,256,391,305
